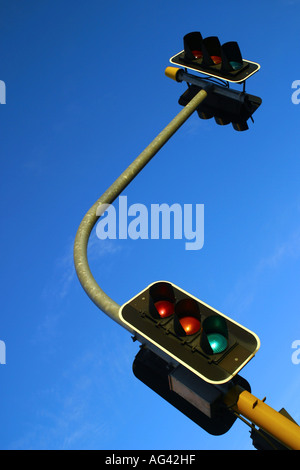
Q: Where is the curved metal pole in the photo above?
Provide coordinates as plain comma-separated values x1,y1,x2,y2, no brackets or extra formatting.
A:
73,88,208,331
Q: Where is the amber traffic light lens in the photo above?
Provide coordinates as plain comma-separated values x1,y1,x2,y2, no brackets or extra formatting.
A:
211,55,222,65
174,298,201,336
179,316,201,335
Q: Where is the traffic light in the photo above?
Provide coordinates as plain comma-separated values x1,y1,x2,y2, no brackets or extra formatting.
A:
170,31,260,83
119,281,260,384
177,83,262,131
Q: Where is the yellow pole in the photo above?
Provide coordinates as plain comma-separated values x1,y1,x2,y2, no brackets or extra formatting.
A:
226,387,300,450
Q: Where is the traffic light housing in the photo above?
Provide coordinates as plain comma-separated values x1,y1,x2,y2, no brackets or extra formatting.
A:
132,346,252,436
178,83,262,131
170,31,260,83
119,281,260,384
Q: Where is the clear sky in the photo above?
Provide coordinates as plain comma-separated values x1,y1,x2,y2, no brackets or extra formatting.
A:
1,0,300,450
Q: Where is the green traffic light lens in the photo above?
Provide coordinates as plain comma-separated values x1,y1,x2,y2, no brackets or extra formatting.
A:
229,61,242,71
207,333,228,354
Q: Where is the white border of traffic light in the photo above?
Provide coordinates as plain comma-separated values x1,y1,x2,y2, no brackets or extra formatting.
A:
169,52,261,84
119,280,261,384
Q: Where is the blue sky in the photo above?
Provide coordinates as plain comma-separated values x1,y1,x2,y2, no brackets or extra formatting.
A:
1,0,300,450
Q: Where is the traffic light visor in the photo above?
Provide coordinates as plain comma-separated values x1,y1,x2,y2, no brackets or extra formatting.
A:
202,36,222,66
183,32,242,73
174,298,201,336
201,316,228,355
183,32,203,61
221,41,243,72
149,281,175,319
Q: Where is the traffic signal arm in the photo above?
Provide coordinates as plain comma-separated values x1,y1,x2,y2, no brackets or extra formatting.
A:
165,66,262,132
74,88,208,330
224,386,300,450
165,66,255,106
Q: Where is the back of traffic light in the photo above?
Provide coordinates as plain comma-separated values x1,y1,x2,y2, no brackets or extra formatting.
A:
176,82,262,131
170,31,260,83
119,281,260,385
132,346,252,436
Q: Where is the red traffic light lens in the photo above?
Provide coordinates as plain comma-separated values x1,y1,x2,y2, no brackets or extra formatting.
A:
179,316,201,335
154,300,174,319
192,50,203,59
149,282,176,319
